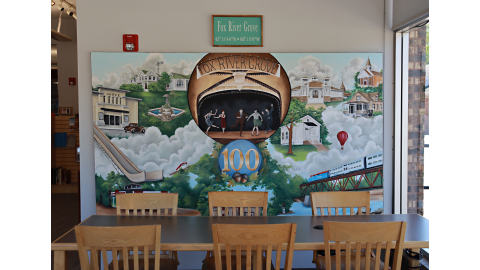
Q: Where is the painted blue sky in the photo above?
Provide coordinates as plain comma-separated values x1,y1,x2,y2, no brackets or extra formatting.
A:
272,53,383,90
91,52,206,88
91,52,382,90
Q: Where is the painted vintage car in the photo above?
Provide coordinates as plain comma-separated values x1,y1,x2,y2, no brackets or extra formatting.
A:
124,123,145,133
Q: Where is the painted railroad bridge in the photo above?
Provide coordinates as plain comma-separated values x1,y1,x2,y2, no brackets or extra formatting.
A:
299,166,383,196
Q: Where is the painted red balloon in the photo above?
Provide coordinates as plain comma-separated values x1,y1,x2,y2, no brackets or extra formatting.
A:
337,131,348,150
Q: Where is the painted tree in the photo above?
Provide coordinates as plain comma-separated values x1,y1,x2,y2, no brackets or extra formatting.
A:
119,83,144,92
169,90,177,101
283,99,330,155
148,72,171,92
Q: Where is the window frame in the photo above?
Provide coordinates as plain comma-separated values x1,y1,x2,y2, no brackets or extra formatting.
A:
393,17,429,215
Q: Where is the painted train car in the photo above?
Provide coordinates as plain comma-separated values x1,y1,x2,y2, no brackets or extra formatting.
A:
308,170,330,182
308,152,383,182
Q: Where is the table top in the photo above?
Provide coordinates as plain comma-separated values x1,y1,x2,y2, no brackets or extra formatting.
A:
52,214,429,251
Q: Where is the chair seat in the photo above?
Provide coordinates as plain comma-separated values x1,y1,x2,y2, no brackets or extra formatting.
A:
202,255,273,270
109,258,178,270
315,254,387,270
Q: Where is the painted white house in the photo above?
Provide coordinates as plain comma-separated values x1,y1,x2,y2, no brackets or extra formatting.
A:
166,73,190,91
129,70,160,91
280,115,321,145
129,70,190,92
291,75,346,104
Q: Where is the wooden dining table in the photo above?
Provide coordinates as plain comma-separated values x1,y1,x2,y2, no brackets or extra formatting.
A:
52,214,429,270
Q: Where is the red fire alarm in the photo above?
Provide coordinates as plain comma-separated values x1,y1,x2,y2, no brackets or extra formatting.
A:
123,34,138,52
69,77,76,86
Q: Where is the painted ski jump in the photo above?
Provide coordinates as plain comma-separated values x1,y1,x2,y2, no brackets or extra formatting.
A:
93,123,163,182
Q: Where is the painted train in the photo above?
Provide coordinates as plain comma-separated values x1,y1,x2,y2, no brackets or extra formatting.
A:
308,152,383,182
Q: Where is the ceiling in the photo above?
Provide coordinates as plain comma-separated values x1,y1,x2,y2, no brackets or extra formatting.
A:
51,0,76,20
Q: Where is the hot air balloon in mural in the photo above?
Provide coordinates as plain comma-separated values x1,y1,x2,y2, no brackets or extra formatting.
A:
337,131,348,150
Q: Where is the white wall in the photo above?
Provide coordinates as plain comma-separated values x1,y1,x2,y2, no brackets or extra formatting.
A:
51,18,79,114
76,0,396,268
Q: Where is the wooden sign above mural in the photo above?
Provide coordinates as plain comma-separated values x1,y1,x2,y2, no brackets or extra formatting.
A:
212,15,263,47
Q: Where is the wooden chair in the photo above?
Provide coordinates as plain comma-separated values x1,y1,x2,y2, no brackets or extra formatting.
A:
208,191,269,217
116,193,179,264
212,223,297,270
203,191,269,270
116,193,178,216
310,191,370,216
75,224,178,270
310,191,370,267
319,221,407,270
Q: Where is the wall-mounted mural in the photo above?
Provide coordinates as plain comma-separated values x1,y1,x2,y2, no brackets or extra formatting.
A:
91,52,384,216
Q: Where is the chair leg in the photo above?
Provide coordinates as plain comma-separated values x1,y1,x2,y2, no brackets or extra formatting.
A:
173,251,179,264
203,251,211,263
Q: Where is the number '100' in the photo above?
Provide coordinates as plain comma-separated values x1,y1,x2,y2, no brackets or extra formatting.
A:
220,148,260,171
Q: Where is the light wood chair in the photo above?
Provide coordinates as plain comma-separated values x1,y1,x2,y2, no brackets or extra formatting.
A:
310,191,370,267
208,191,269,217
319,221,407,270
212,223,297,270
116,192,179,216
116,193,179,265
75,224,178,270
310,191,370,216
203,191,269,270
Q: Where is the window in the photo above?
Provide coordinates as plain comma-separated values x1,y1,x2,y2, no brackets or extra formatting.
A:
356,96,361,101
373,104,375,110
282,132,284,140
177,79,184,87
286,132,289,139
395,20,428,216
149,76,151,80
124,115,129,122
103,96,105,103
98,112,104,120
375,96,378,101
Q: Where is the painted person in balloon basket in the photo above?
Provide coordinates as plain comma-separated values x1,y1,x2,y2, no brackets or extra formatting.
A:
230,108,249,137
261,103,274,134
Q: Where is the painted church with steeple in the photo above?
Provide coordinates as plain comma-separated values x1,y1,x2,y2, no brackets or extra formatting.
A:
357,58,383,88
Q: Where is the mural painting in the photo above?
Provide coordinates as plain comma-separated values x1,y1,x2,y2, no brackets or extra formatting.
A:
92,52,384,216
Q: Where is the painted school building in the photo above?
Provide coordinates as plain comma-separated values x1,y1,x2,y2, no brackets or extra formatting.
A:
92,87,142,128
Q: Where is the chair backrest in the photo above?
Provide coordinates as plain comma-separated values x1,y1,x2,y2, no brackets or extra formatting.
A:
212,223,297,270
208,191,268,216
75,224,161,270
310,191,370,216
323,221,406,270
116,193,178,216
